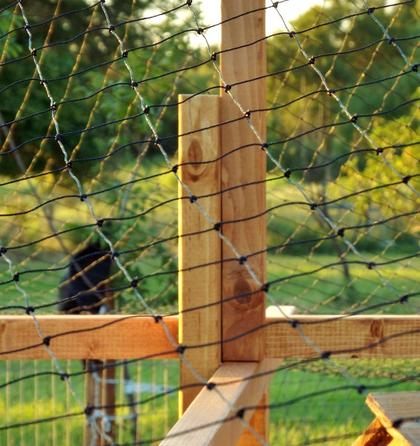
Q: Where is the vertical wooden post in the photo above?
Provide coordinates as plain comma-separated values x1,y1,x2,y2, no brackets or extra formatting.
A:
178,94,222,414
101,298,116,445
84,360,102,446
101,361,116,445
220,1,267,444
84,296,117,446
84,361,116,446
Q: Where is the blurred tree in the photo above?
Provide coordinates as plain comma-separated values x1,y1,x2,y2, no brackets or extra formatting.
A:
266,0,418,179
0,0,208,177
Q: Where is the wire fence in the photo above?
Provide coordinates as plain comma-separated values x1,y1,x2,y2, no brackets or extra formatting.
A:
0,0,419,445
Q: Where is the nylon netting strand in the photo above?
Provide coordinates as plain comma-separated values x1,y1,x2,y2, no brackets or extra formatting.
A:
0,0,418,445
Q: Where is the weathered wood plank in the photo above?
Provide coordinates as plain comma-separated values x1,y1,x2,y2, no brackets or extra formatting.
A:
178,94,222,413
0,315,177,360
265,315,420,358
161,361,277,446
367,392,420,446
352,418,392,446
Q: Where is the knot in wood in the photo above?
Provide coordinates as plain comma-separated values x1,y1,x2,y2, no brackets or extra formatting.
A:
187,138,206,180
370,319,384,339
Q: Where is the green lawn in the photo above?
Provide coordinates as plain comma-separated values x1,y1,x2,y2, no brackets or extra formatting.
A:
0,253,418,444
1,358,419,445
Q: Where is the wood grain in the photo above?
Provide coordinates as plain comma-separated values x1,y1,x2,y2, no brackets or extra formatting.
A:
367,392,420,445
265,315,420,358
352,418,392,446
161,360,277,446
178,94,222,413
220,0,266,362
2,315,418,360
0,315,177,360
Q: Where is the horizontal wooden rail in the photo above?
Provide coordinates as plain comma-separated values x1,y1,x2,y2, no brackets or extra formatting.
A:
0,315,178,360
265,315,420,358
0,314,419,360
161,360,278,446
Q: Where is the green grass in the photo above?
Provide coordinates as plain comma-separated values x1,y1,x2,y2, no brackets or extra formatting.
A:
269,361,419,445
1,359,419,445
267,254,419,314
0,360,179,445
0,252,418,444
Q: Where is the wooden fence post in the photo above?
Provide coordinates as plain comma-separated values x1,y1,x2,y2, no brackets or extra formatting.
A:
84,360,102,446
220,1,267,444
178,94,222,414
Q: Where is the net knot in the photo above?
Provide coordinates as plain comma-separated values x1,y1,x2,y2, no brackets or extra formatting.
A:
357,385,366,394
236,408,246,419
59,372,69,381
392,418,403,428
130,278,139,288
84,405,94,416
176,344,187,354
238,256,247,265
261,283,270,292
399,294,409,304
213,222,221,231
25,306,35,315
